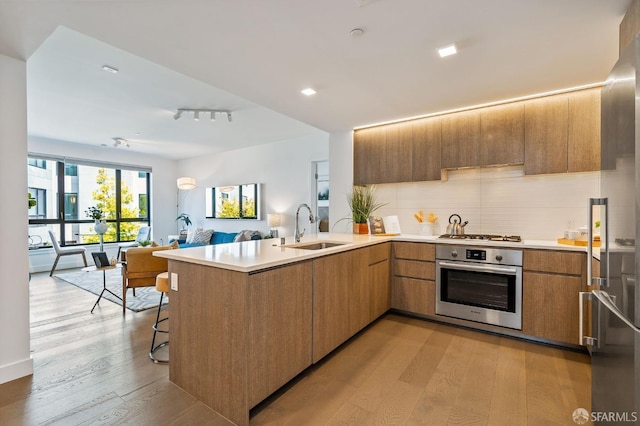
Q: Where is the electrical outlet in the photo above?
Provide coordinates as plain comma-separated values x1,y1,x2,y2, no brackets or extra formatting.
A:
171,272,178,291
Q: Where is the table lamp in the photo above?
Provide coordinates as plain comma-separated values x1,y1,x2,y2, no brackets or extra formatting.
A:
267,213,282,238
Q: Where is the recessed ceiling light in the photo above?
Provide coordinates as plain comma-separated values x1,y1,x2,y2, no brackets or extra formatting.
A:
438,44,457,58
301,88,317,96
101,64,119,74
350,28,364,37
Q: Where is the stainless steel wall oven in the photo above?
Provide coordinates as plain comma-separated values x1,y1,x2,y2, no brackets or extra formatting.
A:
436,245,523,330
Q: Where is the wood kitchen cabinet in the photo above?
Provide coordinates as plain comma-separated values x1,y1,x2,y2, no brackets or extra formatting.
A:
524,94,569,175
383,122,413,183
313,244,391,362
441,109,481,169
391,242,436,316
249,262,313,406
353,126,386,185
480,102,524,166
522,249,586,345
369,242,391,321
411,116,442,181
524,89,601,175
353,118,440,184
568,88,601,172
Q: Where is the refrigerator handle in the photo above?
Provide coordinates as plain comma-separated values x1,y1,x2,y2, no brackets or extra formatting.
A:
588,198,608,287
595,290,640,334
579,291,597,347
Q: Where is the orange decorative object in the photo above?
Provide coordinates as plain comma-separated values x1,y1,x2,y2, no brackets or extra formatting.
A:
353,223,369,234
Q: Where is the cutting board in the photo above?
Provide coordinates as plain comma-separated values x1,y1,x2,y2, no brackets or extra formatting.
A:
557,238,601,247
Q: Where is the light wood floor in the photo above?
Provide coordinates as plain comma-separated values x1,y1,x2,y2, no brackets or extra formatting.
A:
0,271,591,425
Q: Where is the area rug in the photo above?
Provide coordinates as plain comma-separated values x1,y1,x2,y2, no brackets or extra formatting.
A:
55,268,168,312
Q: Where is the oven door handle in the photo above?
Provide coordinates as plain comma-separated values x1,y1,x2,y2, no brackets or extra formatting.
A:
437,261,518,275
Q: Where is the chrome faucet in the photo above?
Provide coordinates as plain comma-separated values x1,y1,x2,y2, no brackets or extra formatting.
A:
294,203,316,243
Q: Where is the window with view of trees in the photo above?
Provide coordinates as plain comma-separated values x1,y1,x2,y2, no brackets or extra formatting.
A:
27,156,151,247
205,183,260,219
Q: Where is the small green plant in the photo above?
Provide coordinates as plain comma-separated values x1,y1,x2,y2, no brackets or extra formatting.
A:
138,240,152,247
176,213,192,227
85,206,104,220
346,185,387,224
28,192,37,209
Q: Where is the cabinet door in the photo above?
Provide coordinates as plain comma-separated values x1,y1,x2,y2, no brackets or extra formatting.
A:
412,116,442,181
383,122,413,183
353,126,386,185
480,102,524,166
522,272,581,345
568,88,601,172
313,251,355,362
391,276,435,316
370,258,390,321
524,94,569,175
249,262,313,406
441,109,481,169
349,251,371,336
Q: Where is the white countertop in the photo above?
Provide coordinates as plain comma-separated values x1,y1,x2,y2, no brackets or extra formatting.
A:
154,232,598,273
153,233,395,273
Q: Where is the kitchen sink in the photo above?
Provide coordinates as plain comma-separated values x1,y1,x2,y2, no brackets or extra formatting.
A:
286,241,348,250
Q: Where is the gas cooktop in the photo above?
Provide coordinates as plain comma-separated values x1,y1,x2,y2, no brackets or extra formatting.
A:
438,234,522,243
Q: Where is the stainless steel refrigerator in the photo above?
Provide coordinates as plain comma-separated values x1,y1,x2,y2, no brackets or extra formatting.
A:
582,34,640,425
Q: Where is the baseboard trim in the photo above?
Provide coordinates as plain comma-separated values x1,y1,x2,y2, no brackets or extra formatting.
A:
0,357,34,385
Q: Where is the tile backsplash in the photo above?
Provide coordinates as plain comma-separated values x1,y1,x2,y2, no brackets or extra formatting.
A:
372,166,600,240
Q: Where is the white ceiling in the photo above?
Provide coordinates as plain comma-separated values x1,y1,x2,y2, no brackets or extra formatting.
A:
0,0,632,160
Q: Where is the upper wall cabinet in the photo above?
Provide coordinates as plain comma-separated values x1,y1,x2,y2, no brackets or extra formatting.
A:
441,109,480,169
353,87,601,184
524,94,569,175
353,117,441,185
568,88,601,172
411,116,442,181
524,89,601,175
353,126,386,185
480,103,524,166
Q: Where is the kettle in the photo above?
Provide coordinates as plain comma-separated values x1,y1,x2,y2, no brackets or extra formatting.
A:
446,214,468,236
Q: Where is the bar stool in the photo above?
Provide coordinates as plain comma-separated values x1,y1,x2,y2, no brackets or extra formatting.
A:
149,271,169,363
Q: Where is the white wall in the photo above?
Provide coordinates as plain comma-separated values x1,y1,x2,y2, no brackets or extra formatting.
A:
28,137,177,272
329,131,354,233
328,133,600,240
0,54,33,384
178,133,329,238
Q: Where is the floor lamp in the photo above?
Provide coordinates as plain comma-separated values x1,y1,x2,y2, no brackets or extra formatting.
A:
177,177,196,233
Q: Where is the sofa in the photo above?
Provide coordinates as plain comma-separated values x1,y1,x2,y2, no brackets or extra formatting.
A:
172,230,262,249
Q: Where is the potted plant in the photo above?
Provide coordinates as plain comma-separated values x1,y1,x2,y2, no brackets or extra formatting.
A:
344,185,387,234
176,213,192,236
85,206,108,234
28,192,37,209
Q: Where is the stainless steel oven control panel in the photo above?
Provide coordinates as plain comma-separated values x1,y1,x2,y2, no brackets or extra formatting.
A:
436,244,522,266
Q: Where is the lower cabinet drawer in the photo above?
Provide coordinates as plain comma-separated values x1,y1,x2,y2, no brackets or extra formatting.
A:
391,277,434,316
393,259,435,280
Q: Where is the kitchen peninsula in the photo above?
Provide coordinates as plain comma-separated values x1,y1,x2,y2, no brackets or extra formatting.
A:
154,233,589,425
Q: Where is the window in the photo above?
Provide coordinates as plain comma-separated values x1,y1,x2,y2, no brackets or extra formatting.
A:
28,158,46,169
28,156,151,246
64,193,78,220
206,183,260,219
64,164,78,176
28,187,46,218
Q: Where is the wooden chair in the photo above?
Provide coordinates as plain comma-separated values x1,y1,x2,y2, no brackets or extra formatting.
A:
116,226,151,260
48,230,88,276
120,246,172,314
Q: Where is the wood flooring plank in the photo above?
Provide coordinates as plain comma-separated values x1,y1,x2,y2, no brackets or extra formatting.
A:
487,338,527,425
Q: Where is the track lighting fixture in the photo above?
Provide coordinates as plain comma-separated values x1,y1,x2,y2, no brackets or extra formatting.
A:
173,108,233,122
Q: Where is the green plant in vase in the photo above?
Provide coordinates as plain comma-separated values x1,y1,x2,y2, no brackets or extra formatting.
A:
340,185,387,234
